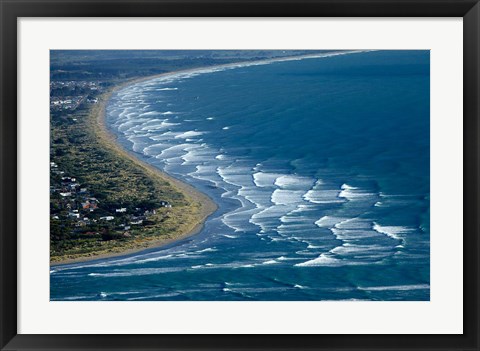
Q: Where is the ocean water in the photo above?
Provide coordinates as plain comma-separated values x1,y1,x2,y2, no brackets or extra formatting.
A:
50,50,430,301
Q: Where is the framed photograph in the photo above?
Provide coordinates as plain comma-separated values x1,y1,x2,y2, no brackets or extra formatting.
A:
1,0,479,350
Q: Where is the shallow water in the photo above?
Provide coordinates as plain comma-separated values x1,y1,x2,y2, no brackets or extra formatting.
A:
51,50,430,301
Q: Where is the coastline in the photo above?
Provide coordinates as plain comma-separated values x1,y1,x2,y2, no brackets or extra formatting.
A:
51,71,219,266
51,51,354,266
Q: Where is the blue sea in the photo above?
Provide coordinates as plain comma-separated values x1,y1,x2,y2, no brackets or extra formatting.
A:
50,50,430,301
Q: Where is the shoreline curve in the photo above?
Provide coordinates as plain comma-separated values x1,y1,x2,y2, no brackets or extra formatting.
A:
51,51,356,266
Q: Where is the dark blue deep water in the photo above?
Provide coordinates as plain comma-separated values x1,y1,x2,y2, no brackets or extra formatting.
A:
51,50,430,301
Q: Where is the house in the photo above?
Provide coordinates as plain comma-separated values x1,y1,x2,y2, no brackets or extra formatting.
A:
130,220,143,225
100,216,114,221
116,208,127,213
68,212,80,219
60,192,72,197
61,176,76,183
82,200,98,210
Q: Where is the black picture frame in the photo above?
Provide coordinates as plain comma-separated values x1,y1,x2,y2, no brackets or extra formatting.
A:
1,1,479,350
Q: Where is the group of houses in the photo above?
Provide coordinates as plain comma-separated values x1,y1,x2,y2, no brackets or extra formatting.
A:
50,96,85,111
50,161,173,237
50,80,102,112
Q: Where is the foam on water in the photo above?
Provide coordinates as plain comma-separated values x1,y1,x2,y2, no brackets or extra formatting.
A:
274,175,314,190
315,216,348,228
358,284,430,291
373,222,412,241
253,172,282,188
271,189,305,206
175,131,204,139
339,183,376,201
303,180,346,204
295,254,347,267
88,267,185,277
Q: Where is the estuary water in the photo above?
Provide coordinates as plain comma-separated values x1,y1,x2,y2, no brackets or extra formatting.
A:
51,50,430,301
